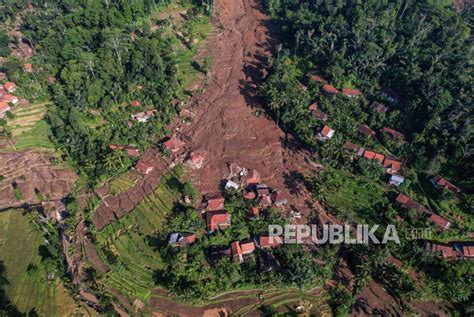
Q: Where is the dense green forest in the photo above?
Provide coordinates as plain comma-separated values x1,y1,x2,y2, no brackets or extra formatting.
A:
261,0,473,192
260,0,473,311
0,0,210,186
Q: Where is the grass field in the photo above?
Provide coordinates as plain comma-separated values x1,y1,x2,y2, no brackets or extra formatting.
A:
1,101,55,152
95,172,181,301
0,210,87,316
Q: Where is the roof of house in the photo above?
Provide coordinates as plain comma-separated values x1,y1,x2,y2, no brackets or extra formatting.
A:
462,245,474,257
163,136,185,152
206,210,231,231
135,160,153,174
370,101,388,113
429,213,451,230
342,88,362,97
205,194,225,211
311,109,329,121
426,242,457,258
245,169,261,185
247,207,260,218
169,232,196,246
363,150,377,160
380,88,401,103
0,101,10,113
3,94,17,102
130,100,141,107
240,240,256,254
231,241,242,256
396,193,427,214
382,127,405,141
431,175,461,193
390,174,405,182
258,194,272,208
4,82,16,91
383,157,402,172
126,148,140,157
23,63,33,71
343,142,361,152
109,144,125,150
308,102,318,112
259,235,283,248
358,124,376,137
320,125,334,137
308,73,325,82
322,84,338,94
374,153,385,163
271,191,288,205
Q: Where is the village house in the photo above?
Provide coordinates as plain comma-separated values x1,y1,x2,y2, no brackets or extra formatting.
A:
23,63,33,73
425,242,458,259
453,243,474,259
130,100,141,107
256,234,283,249
225,179,239,190
389,174,405,187
245,169,261,185
271,190,288,207
4,82,16,93
381,127,405,142
430,175,461,194
256,184,270,196
204,193,225,211
429,213,451,231
317,125,335,141
3,94,19,105
363,149,385,164
322,84,338,96
131,110,156,122
395,193,427,215
163,136,185,153
179,108,193,118
168,232,196,246
247,207,260,219
258,194,273,208
0,101,11,117
187,152,204,169
134,161,154,175
311,109,329,121
231,240,255,264
358,124,376,138
308,102,318,112
383,157,402,173
343,141,361,153
370,101,388,113
125,147,140,157
380,87,401,104
342,88,362,98
243,189,257,200
206,210,231,232
307,72,325,83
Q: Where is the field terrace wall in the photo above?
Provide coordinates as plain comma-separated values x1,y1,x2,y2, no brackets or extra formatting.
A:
92,147,181,230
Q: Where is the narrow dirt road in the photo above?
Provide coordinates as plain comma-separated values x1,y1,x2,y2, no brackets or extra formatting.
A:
182,0,314,215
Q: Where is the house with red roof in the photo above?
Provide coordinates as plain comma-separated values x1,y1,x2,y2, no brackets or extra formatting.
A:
257,234,283,249
205,194,225,211
206,210,231,232
363,150,376,160
456,243,474,259
109,144,125,151
187,151,204,169
4,82,16,93
126,147,140,157
23,63,33,73
358,124,376,138
374,153,385,164
317,125,335,141
130,100,141,107
342,88,362,98
370,101,388,113
245,169,261,185
430,175,461,194
247,207,260,219
308,102,318,112
395,193,428,215
231,240,255,263
3,94,19,105
381,127,405,142
258,194,272,208
163,136,185,153
169,232,196,246
0,101,11,117
322,84,338,95
383,157,402,173
425,242,458,259
429,213,451,231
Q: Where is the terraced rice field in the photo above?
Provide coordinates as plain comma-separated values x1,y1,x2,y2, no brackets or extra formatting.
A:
95,173,180,301
109,172,137,196
0,210,92,316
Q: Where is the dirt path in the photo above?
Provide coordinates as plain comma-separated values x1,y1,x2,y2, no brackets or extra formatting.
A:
180,0,314,215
